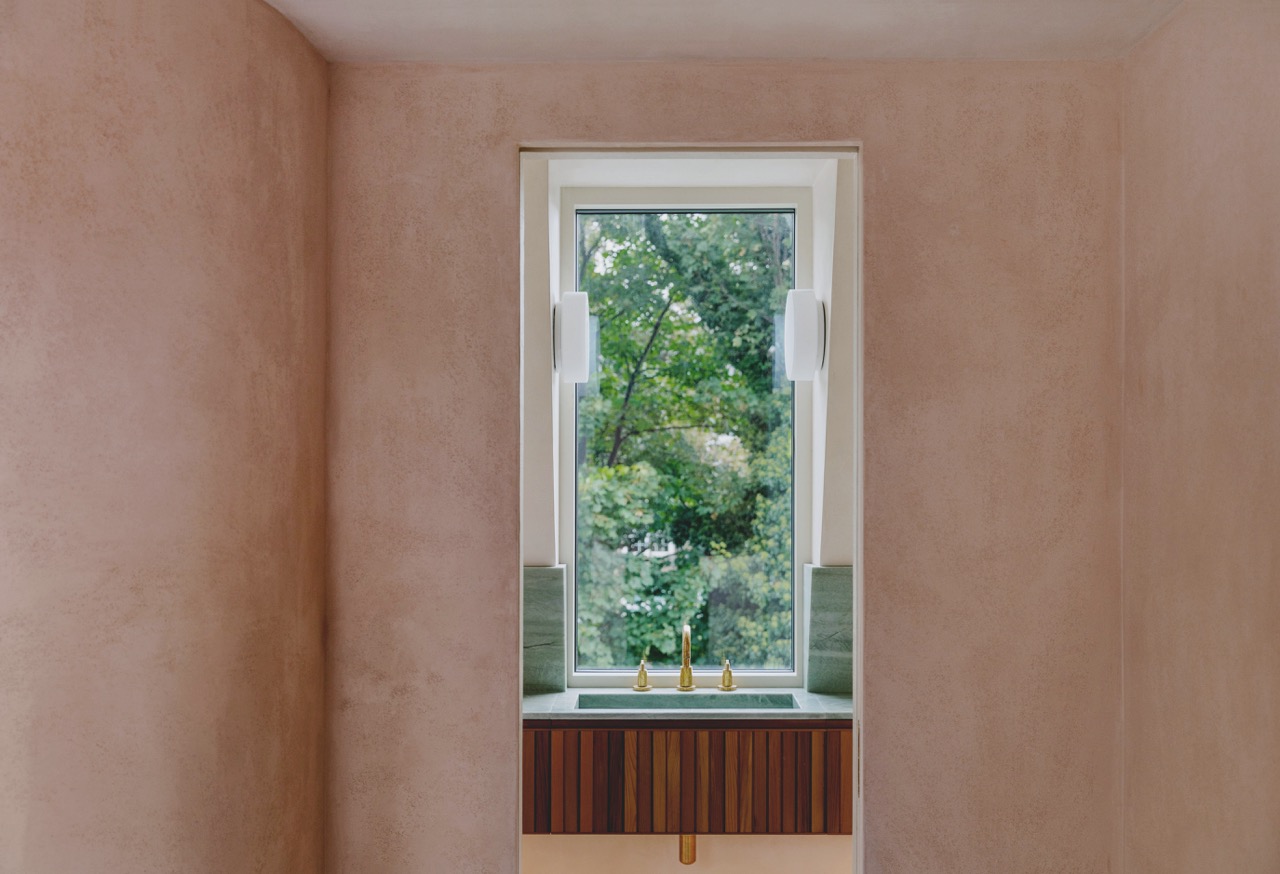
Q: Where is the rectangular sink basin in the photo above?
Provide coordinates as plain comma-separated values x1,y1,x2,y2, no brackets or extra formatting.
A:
577,693,797,710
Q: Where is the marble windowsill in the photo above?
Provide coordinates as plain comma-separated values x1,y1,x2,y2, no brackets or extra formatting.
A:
523,687,852,722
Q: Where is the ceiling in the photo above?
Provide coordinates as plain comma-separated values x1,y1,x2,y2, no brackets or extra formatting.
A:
265,0,1185,63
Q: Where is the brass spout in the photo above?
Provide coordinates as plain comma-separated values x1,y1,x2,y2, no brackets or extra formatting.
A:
679,834,696,865
677,624,696,691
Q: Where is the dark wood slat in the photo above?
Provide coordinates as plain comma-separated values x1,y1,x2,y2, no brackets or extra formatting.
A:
724,731,739,834
782,731,797,834
624,732,638,833
752,730,768,834
767,730,782,833
565,730,580,834
796,728,812,834
593,728,609,832
637,730,653,834
665,730,681,834
580,731,594,833
607,731,625,833
826,730,842,835
680,731,696,833
534,730,551,833
696,731,711,832
811,730,825,833
709,730,725,833
841,729,854,835
522,730,536,834
551,731,565,833
653,730,667,833
739,731,754,833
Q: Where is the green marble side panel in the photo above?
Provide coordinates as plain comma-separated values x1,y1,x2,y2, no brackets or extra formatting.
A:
805,565,854,695
523,566,566,693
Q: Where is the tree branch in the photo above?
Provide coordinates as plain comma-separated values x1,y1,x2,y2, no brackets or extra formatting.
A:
578,229,602,288
606,293,674,467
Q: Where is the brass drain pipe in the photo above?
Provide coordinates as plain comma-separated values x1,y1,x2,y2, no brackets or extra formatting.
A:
679,834,696,865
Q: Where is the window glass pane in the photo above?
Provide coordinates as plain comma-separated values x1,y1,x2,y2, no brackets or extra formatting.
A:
575,211,795,671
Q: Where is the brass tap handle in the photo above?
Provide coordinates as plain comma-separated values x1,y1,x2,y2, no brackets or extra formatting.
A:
717,658,737,692
677,624,696,691
632,659,653,692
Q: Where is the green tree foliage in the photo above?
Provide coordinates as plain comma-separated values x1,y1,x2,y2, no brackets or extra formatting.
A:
575,211,795,671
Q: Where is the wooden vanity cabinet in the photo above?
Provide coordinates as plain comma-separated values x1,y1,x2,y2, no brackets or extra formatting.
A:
521,720,854,836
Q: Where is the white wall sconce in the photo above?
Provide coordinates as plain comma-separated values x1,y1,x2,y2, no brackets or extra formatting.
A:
784,289,826,381
555,291,591,384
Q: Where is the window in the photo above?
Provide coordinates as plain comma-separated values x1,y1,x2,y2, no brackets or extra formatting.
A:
523,151,859,688
573,208,797,672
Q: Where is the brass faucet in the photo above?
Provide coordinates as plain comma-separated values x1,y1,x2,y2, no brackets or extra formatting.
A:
717,658,737,691
677,624,696,691
632,659,653,692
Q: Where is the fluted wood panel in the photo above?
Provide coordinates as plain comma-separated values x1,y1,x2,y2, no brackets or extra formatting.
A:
522,723,854,835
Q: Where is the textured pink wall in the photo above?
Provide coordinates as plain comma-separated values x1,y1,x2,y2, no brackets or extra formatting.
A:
328,60,1122,873
1123,1,1280,870
0,2,329,871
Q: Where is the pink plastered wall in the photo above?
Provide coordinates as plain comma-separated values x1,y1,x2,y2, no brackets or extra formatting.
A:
327,60,1123,873
0,1,329,871
1123,0,1280,870
24,6,1280,871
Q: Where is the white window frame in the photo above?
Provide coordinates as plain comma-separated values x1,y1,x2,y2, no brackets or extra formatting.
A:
561,186,811,688
522,150,859,691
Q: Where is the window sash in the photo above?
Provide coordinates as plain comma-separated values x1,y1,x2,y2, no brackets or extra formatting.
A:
558,186,815,686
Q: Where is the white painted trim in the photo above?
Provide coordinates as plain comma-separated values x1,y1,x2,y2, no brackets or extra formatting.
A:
523,151,858,695
849,153,866,874
558,182,813,686
520,156,558,567
548,152,843,189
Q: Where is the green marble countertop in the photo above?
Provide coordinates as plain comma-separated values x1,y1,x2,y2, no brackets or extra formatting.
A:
523,687,852,721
